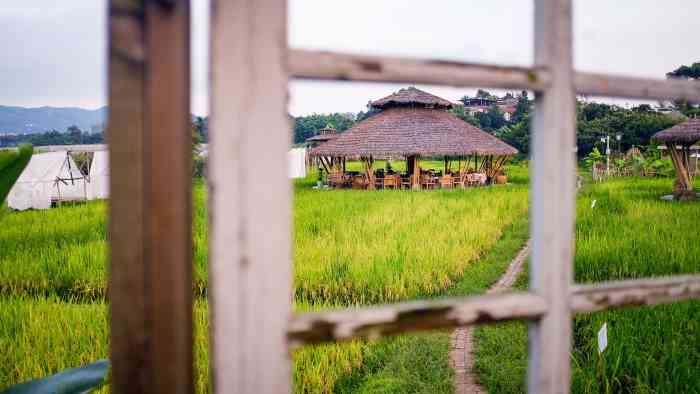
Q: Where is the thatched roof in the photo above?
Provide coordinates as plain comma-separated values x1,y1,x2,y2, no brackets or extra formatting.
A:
371,87,453,110
309,106,518,157
653,118,700,145
306,125,339,143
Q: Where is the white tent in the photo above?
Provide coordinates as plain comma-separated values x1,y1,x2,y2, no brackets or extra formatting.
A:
88,150,109,199
288,147,307,179
7,151,87,210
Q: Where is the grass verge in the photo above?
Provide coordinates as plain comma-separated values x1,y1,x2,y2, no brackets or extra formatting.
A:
475,176,700,393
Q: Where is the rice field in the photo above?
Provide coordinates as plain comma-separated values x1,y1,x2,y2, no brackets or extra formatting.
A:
0,144,32,203
475,176,700,393
0,165,530,392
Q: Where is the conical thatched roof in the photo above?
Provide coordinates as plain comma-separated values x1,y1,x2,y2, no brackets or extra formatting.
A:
309,105,517,157
653,118,700,145
371,87,454,110
306,124,339,143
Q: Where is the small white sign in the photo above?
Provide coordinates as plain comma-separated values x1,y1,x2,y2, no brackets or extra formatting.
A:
591,199,597,209
597,323,608,354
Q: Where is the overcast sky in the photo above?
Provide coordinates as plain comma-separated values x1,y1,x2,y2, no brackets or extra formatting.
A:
1,0,698,116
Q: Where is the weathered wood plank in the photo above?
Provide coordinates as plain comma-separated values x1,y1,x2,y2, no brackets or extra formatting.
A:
575,72,700,103
108,0,192,393
287,274,700,347
288,49,551,91
145,1,193,393
288,293,548,348
572,275,700,313
529,0,576,392
209,0,292,392
108,2,148,392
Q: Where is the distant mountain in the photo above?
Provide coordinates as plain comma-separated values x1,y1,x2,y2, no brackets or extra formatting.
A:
0,105,107,134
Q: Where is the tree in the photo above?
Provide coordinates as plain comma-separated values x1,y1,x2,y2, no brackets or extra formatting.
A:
666,62,700,117
667,62,700,80
510,91,530,124
476,104,506,131
292,113,356,144
192,116,208,142
475,89,497,101
449,105,479,127
355,101,380,122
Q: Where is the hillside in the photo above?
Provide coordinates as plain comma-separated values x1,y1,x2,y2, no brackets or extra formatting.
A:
0,105,107,134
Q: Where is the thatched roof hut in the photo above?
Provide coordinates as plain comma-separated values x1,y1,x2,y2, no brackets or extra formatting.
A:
306,124,339,144
310,87,517,158
653,118,700,146
653,118,700,200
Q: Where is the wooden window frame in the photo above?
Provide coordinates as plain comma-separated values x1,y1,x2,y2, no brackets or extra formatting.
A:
107,0,700,393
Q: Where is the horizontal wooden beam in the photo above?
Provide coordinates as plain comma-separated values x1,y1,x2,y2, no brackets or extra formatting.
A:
575,72,700,103
571,274,700,313
287,292,547,348
288,49,700,103
288,49,551,91
288,275,700,347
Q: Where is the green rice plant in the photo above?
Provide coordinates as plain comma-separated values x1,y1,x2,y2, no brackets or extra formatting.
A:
0,297,212,393
475,176,700,393
0,144,32,205
0,164,530,393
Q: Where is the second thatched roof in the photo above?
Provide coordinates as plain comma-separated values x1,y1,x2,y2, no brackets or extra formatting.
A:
653,118,700,145
306,125,339,143
310,88,517,157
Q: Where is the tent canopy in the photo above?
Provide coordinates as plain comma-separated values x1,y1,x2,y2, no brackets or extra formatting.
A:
7,151,86,210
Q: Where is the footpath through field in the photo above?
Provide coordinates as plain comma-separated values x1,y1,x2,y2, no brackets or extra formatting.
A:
450,239,530,394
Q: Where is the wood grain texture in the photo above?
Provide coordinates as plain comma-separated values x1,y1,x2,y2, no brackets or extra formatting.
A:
286,274,700,347
288,292,547,347
289,49,551,91
108,0,192,393
145,1,193,393
576,72,700,103
572,275,700,313
108,2,148,392
529,0,576,392
209,0,292,392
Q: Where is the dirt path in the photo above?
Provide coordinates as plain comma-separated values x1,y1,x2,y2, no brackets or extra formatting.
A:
449,240,531,394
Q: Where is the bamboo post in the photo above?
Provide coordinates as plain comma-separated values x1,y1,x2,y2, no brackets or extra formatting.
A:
529,0,575,392
413,156,421,190
667,143,694,198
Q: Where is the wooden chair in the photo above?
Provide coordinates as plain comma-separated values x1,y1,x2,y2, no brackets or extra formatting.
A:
421,174,436,189
374,176,384,190
383,174,399,189
351,176,368,189
400,175,412,189
439,174,453,189
453,172,466,188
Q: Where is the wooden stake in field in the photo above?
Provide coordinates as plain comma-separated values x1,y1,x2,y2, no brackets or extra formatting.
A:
653,118,700,200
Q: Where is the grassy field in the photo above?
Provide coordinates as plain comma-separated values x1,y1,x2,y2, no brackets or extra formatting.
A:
475,176,700,393
0,144,32,204
0,163,530,392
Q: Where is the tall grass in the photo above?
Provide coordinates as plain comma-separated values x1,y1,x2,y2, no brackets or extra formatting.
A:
475,176,700,393
0,144,32,204
0,164,529,392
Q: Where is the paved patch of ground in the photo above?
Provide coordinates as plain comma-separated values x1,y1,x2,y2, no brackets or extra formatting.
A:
450,240,531,394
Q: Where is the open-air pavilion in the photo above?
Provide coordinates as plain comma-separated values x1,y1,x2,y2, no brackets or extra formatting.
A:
309,87,518,190
306,124,344,176
653,117,700,200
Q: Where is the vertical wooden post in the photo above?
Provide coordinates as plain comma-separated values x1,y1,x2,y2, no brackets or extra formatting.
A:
210,0,292,393
528,0,575,393
108,0,192,393
413,156,421,190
